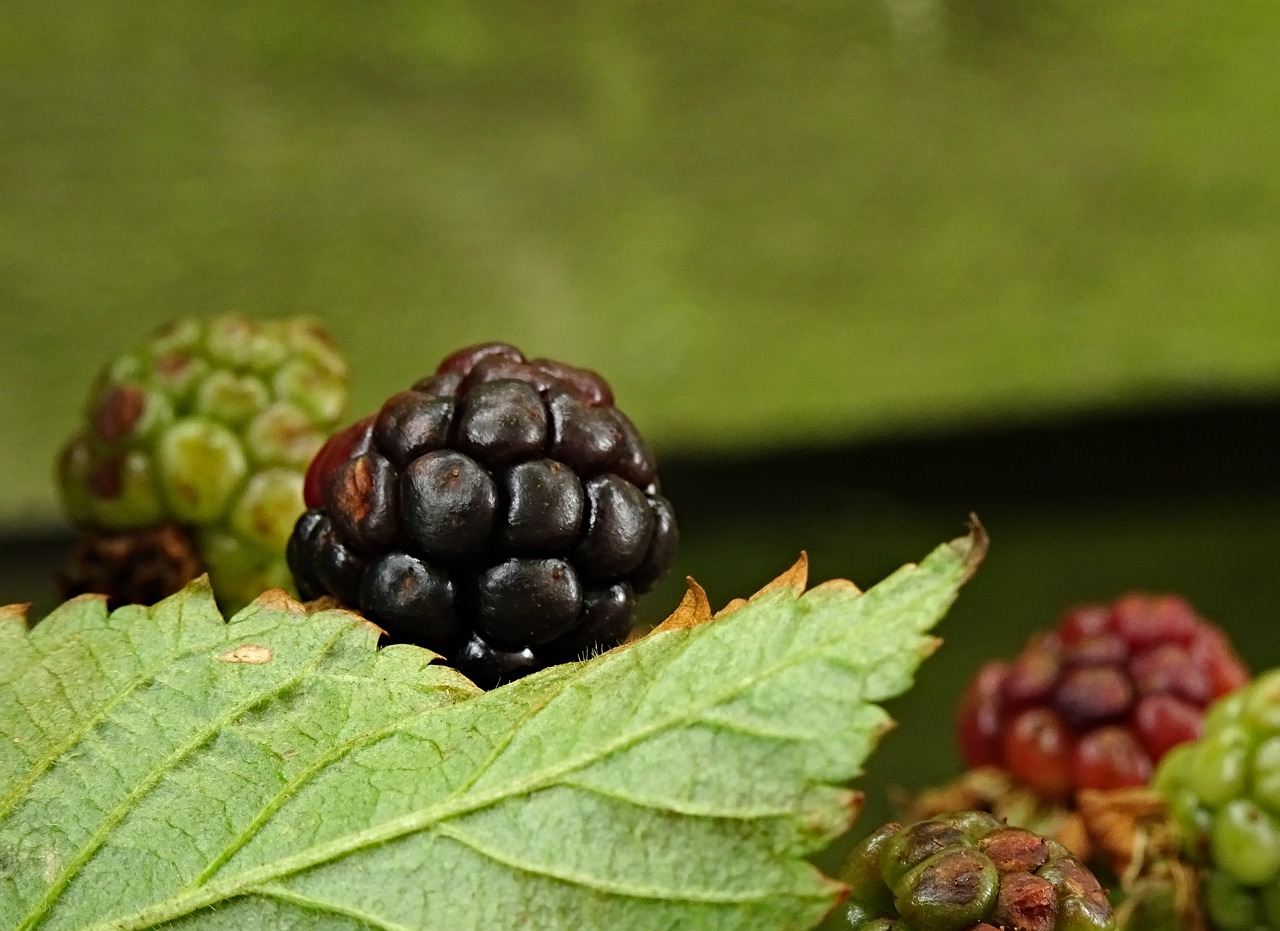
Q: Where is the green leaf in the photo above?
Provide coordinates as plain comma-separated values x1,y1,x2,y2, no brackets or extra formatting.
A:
0,528,984,931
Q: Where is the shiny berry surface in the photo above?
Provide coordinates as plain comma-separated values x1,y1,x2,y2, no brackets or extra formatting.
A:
303,416,372,509
287,342,677,688
957,594,1248,799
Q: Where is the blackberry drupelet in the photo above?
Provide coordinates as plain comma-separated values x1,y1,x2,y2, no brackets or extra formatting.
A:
956,594,1248,801
288,342,678,688
833,811,1117,930
57,315,349,610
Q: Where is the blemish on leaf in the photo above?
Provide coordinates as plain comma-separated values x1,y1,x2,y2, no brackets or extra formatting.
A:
42,849,61,884
218,644,273,664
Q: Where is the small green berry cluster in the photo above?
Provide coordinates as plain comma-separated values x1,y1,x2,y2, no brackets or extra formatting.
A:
57,314,348,608
1156,670,1280,930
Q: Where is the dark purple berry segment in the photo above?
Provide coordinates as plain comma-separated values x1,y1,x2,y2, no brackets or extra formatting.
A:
435,342,525,379
329,452,399,553
412,371,462,397
456,379,548,467
475,557,583,648
546,391,623,477
541,583,636,663
528,358,613,407
287,508,327,601
287,342,677,689
399,451,497,558
604,409,656,487
576,475,654,580
630,495,679,594
454,632,539,690
311,516,365,606
500,459,584,551
373,391,454,468
359,551,458,649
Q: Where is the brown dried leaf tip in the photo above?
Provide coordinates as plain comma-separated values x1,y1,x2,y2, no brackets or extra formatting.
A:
646,553,813,638
646,579,713,636
643,520,983,648
958,513,990,582
0,603,32,632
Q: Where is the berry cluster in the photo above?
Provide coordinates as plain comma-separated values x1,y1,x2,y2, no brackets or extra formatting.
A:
835,811,1116,930
287,342,677,688
58,315,349,608
1156,670,1280,931
957,594,1248,800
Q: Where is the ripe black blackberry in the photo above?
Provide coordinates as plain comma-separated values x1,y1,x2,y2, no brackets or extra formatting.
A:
287,342,678,688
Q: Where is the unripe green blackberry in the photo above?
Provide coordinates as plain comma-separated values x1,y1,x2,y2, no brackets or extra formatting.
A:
832,812,1117,931
288,342,678,689
1155,670,1280,930
57,315,349,610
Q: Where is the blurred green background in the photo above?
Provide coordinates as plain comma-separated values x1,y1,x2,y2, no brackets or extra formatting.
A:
3,0,1280,865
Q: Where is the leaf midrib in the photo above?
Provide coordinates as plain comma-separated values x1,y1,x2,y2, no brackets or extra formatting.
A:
78,583,936,931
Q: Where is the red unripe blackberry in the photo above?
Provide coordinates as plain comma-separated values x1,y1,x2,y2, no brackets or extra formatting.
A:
956,594,1248,801
288,342,678,688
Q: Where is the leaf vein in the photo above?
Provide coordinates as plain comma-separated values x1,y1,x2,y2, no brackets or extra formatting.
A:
14,623,349,931
253,883,421,931
0,619,278,822
433,823,782,904
187,705,451,889
560,775,806,821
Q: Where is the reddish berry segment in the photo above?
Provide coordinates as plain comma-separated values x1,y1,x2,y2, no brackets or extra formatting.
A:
1132,694,1203,761
956,662,1010,769
957,594,1248,799
1002,708,1076,800
303,416,373,509
1071,727,1152,791
288,342,678,689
